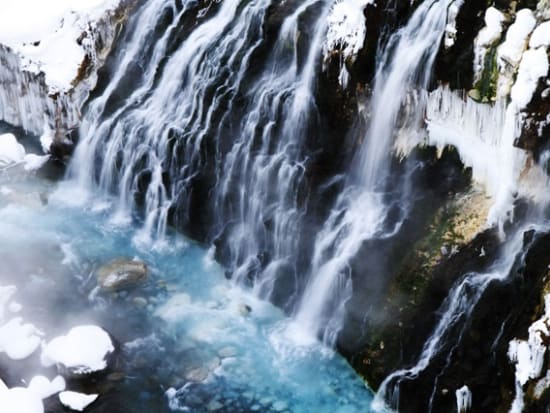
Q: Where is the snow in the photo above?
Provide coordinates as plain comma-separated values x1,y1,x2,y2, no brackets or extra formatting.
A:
324,0,373,87
59,391,98,411
510,47,549,109
41,325,114,374
444,0,464,49
0,387,44,413
27,376,66,400
455,385,472,412
0,318,43,360
0,0,123,92
498,9,536,66
497,9,537,98
530,21,550,48
0,133,26,166
473,7,505,81
508,295,550,412
0,285,42,360
477,7,506,47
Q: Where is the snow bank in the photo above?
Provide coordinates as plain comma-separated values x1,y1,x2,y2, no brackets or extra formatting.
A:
59,391,98,411
324,0,373,87
41,325,114,374
0,0,123,93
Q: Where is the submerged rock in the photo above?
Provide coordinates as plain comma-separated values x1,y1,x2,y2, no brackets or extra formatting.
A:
96,258,148,292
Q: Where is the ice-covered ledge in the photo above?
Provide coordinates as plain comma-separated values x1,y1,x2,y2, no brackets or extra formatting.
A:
0,0,135,140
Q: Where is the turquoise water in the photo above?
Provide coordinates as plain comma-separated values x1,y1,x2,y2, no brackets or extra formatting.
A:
0,159,378,412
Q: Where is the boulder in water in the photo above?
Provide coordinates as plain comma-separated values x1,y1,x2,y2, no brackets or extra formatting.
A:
96,258,148,292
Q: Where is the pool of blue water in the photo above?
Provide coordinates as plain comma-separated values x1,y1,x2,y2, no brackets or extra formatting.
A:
0,156,379,412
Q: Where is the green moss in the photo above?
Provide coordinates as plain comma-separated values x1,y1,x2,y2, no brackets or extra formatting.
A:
474,46,499,102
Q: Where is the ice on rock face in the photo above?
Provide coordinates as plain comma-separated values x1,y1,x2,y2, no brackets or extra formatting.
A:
41,325,114,374
59,391,98,412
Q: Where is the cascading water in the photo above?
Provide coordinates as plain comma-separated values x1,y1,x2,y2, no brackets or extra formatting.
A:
293,0,454,346
69,0,332,306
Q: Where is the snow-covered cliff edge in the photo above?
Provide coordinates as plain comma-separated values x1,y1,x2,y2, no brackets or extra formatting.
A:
0,0,134,148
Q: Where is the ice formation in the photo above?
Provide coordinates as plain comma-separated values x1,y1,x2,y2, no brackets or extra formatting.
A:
473,7,505,81
455,385,472,412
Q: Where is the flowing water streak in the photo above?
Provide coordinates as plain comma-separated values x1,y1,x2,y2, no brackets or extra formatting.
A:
293,0,453,346
371,223,545,412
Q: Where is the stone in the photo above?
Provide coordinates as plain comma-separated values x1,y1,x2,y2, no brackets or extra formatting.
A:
132,297,148,307
96,258,148,292
218,346,238,358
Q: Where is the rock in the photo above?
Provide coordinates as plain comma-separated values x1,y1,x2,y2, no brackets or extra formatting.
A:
184,367,208,382
238,304,252,316
96,258,148,292
132,297,148,307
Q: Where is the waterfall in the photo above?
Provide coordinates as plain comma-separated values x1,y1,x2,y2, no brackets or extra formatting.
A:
371,221,550,412
293,0,454,346
68,0,333,304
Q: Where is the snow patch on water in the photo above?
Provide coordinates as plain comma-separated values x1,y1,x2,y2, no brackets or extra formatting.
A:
59,391,98,411
41,325,114,374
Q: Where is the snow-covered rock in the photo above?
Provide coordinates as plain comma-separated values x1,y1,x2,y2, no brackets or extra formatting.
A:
324,0,373,87
0,133,26,166
0,0,134,136
496,9,537,98
473,7,505,82
41,325,114,375
59,391,98,412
